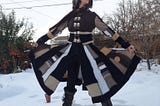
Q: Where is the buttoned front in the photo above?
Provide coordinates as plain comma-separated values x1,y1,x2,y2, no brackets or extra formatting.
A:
68,10,96,32
67,10,96,43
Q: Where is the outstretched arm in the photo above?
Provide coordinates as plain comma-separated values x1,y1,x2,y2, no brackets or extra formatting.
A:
95,13,135,52
36,21,67,45
36,10,76,45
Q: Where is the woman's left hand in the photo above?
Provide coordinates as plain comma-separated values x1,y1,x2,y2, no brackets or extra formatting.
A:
127,45,136,53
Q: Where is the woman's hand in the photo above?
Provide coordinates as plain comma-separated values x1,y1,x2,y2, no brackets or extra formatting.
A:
127,45,135,53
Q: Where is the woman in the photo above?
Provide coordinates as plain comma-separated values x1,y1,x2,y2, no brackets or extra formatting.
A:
29,0,140,106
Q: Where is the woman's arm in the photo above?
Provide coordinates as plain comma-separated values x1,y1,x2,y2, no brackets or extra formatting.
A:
94,13,132,49
36,21,68,45
36,10,76,45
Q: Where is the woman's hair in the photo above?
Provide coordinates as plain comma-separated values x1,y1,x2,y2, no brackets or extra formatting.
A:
72,0,93,10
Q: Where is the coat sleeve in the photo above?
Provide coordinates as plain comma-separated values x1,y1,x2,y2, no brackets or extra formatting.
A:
94,13,130,49
37,18,68,45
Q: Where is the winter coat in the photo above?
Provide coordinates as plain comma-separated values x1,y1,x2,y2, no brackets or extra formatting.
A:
29,8,141,103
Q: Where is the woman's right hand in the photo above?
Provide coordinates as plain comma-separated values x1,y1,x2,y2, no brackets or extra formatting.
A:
127,45,136,53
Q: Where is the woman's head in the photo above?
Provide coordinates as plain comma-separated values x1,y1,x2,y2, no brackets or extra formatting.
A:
72,0,93,10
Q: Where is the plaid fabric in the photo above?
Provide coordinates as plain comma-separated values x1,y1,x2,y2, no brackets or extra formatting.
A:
29,43,141,103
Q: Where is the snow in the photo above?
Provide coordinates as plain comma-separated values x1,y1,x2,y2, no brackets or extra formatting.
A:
0,62,160,106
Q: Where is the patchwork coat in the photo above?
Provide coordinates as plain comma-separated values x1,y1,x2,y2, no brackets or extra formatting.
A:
29,8,141,103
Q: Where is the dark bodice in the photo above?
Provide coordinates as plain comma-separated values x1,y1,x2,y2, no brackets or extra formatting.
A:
67,10,97,43
67,10,96,32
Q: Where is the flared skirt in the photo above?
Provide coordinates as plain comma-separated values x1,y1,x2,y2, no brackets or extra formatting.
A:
29,43,141,103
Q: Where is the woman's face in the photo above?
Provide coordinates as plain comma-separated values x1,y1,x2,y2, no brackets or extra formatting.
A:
79,0,89,8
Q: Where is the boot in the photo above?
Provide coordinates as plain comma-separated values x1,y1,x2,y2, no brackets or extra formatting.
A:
62,87,77,106
101,99,113,106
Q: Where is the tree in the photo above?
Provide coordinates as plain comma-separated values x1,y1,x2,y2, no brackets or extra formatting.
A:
0,10,34,73
105,0,160,70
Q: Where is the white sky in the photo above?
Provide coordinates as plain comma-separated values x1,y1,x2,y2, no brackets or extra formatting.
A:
0,0,120,41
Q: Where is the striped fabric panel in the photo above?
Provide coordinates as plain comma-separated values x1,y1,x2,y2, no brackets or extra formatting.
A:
98,62,107,70
115,50,135,59
35,48,50,59
29,44,72,96
59,44,71,53
102,70,117,88
86,83,102,97
42,44,72,81
86,45,118,90
108,50,133,68
109,58,127,74
44,75,59,91
98,62,117,89
108,50,135,75
33,44,51,59
100,47,112,56
83,45,109,95
51,55,59,61
39,60,52,74
85,45,118,91
85,45,99,59
39,54,60,75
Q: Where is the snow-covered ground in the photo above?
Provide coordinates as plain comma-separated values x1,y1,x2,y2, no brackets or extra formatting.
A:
0,62,160,106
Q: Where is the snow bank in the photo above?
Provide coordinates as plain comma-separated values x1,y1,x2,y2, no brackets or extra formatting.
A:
0,63,160,106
